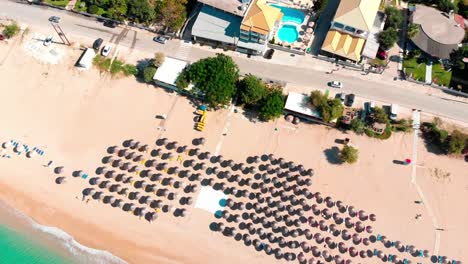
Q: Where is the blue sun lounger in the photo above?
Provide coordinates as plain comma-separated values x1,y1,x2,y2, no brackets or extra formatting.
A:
81,174,88,179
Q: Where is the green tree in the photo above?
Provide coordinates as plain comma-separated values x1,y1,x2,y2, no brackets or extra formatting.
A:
155,0,187,32
143,66,157,83
311,0,329,13
238,75,267,105
2,22,20,39
407,23,419,39
152,52,165,68
185,54,239,108
340,145,359,164
127,0,155,23
175,71,189,89
448,130,467,154
378,27,399,50
85,0,109,7
350,118,365,134
438,0,455,12
107,0,128,21
449,46,468,70
88,4,99,14
259,88,285,121
309,91,343,123
384,6,403,29
373,106,388,124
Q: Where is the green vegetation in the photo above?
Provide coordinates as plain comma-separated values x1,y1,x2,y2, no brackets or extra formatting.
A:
407,23,419,38
238,75,267,105
370,58,387,67
309,91,344,123
74,0,87,12
340,145,359,164
384,6,403,29
93,55,137,77
82,0,187,31
448,130,467,154
143,66,157,83
152,52,165,68
421,119,468,155
378,27,399,50
45,0,70,7
350,118,365,134
180,54,239,108
258,87,285,121
312,0,329,13
373,106,389,124
2,22,20,39
392,119,413,133
431,62,452,87
403,56,426,82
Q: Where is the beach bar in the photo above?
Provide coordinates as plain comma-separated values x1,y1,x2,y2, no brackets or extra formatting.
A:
284,92,335,125
153,57,189,91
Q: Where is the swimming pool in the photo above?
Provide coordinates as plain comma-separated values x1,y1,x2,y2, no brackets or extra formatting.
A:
270,4,305,43
277,25,299,43
271,4,305,24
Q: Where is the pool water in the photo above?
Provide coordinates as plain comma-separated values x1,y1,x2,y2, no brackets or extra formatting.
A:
277,25,299,43
270,4,305,43
271,4,305,24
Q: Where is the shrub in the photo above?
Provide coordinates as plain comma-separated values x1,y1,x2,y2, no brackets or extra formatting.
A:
175,71,189,89
2,22,20,39
378,27,399,50
393,119,412,133
152,52,165,68
143,66,157,83
384,6,403,29
88,5,99,14
122,64,138,76
340,145,359,164
110,59,124,75
350,118,365,134
309,91,344,123
448,130,467,154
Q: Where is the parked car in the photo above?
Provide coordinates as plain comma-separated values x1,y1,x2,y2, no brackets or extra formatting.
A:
153,36,167,44
101,45,112,57
93,38,104,50
43,35,53,46
389,104,399,121
345,94,355,107
48,16,60,23
103,20,118,28
264,49,275,59
328,81,343,88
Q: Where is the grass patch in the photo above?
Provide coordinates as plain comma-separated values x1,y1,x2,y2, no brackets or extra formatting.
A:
431,63,452,87
403,56,426,82
93,55,112,72
74,0,87,12
44,0,70,7
370,58,387,67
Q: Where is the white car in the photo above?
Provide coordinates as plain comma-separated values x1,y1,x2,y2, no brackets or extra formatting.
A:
329,81,343,88
101,45,112,57
43,35,53,46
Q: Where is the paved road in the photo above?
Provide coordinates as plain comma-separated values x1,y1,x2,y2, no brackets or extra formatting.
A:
2,0,468,123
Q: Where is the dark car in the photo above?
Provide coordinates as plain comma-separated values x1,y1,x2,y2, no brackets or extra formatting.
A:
345,94,355,107
93,38,104,50
103,20,118,28
153,36,167,44
48,16,60,23
264,49,275,59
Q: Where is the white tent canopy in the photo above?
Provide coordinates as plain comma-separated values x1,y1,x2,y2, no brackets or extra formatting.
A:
77,48,95,69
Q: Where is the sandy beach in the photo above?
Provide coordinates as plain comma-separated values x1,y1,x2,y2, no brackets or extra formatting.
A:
0,27,467,264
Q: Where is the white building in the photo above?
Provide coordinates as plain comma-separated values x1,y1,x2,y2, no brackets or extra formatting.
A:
153,57,189,90
76,48,95,69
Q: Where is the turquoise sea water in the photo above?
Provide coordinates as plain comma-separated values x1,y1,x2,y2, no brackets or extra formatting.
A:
0,226,68,264
0,201,126,264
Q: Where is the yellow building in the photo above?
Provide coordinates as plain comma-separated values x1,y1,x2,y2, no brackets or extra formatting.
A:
239,0,283,45
321,0,381,62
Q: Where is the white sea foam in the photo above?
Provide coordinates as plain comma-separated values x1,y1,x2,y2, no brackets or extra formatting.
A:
2,202,127,264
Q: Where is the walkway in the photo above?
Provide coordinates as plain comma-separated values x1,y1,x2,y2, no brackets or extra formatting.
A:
425,63,432,84
410,110,441,255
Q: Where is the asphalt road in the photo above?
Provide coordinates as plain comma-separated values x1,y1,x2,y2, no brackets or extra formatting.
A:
2,0,468,123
